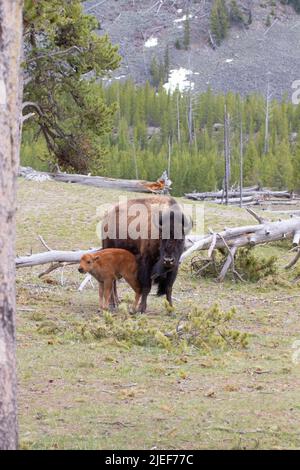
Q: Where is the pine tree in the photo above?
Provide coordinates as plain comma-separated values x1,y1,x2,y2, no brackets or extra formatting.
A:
23,0,120,173
210,0,229,46
293,137,300,190
272,141,293,189
229,0,244,24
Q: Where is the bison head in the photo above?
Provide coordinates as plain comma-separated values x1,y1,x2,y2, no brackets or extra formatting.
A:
153,204,192,272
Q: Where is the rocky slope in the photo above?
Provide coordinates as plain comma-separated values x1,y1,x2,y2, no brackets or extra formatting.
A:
84,0,300,99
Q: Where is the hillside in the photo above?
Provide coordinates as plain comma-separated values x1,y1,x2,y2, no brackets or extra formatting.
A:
16,179,300,449
83,0,300,99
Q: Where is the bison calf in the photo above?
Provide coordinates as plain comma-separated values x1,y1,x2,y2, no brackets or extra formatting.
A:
78,249,141,312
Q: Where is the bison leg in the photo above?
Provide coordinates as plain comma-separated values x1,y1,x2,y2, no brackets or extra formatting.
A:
165,267,179,307
137,258,154,313
139,287,151,313
98,281,104,311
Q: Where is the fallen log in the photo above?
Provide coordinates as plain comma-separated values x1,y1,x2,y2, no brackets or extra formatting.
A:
19,166,172,194
208,196,254,204
15,248,100,268
181,209,300,279
16,209,300,285
259,200,298,206
185,188,300,205
185,188,295,202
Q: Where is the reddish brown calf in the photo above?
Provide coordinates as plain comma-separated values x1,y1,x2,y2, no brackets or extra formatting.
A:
78,249,141,312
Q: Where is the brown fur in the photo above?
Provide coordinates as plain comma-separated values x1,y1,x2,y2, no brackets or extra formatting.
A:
102,196,191,312
78,249,141,312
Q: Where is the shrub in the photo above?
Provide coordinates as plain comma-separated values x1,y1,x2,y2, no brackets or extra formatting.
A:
74,304,249,352
191,247,278,282
172,303,249,350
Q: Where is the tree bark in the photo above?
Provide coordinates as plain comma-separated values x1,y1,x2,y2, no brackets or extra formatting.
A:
0,0,23,450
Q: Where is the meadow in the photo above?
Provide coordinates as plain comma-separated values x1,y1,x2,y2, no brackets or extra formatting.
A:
16,179,300,450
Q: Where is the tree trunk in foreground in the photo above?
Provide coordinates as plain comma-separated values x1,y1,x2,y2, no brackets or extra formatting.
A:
0,0,23,450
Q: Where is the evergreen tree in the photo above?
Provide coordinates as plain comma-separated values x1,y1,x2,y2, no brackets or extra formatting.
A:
150,56,166,88
164,45,170,79
229,0,244,24
23,0,120,173
23,73,300,195
210,0,229,46
272,141,293,189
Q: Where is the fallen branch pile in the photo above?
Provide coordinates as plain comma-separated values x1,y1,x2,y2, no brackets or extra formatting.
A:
185,187,299,206
182,209,300,280
16,210,300,283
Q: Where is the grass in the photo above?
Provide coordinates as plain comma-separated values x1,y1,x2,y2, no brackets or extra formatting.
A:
16,178,300,449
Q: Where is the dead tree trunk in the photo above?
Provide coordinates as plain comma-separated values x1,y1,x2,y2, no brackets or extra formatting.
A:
19,167,172,193
264,75,271,155
176,93,181,144
224,105,230,205
187,87,193,146
0,0,23,450
239,119,243,208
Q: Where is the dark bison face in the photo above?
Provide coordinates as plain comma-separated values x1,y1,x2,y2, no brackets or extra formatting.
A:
152,205,192,277
151,238,185,280
161,238,185,267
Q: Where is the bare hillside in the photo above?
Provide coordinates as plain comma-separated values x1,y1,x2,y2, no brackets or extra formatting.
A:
84,0,300,98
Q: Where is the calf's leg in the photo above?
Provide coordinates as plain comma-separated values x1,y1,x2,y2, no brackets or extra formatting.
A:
103,279,114,311
124,274,142,313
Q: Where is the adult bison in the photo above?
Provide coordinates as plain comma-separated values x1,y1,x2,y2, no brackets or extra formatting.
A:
101,196,192,312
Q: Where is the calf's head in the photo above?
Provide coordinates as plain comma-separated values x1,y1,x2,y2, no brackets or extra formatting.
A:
78,253,100,274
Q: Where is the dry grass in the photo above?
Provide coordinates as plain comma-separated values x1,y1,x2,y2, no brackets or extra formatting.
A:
16,179,300,450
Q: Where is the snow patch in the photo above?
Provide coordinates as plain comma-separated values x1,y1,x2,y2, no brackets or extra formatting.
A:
0,339,6,365
144,37,158,48
0,79,6,105
174,14,193,24
225,59,234,63
177,8,183,13
163,68,194,93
